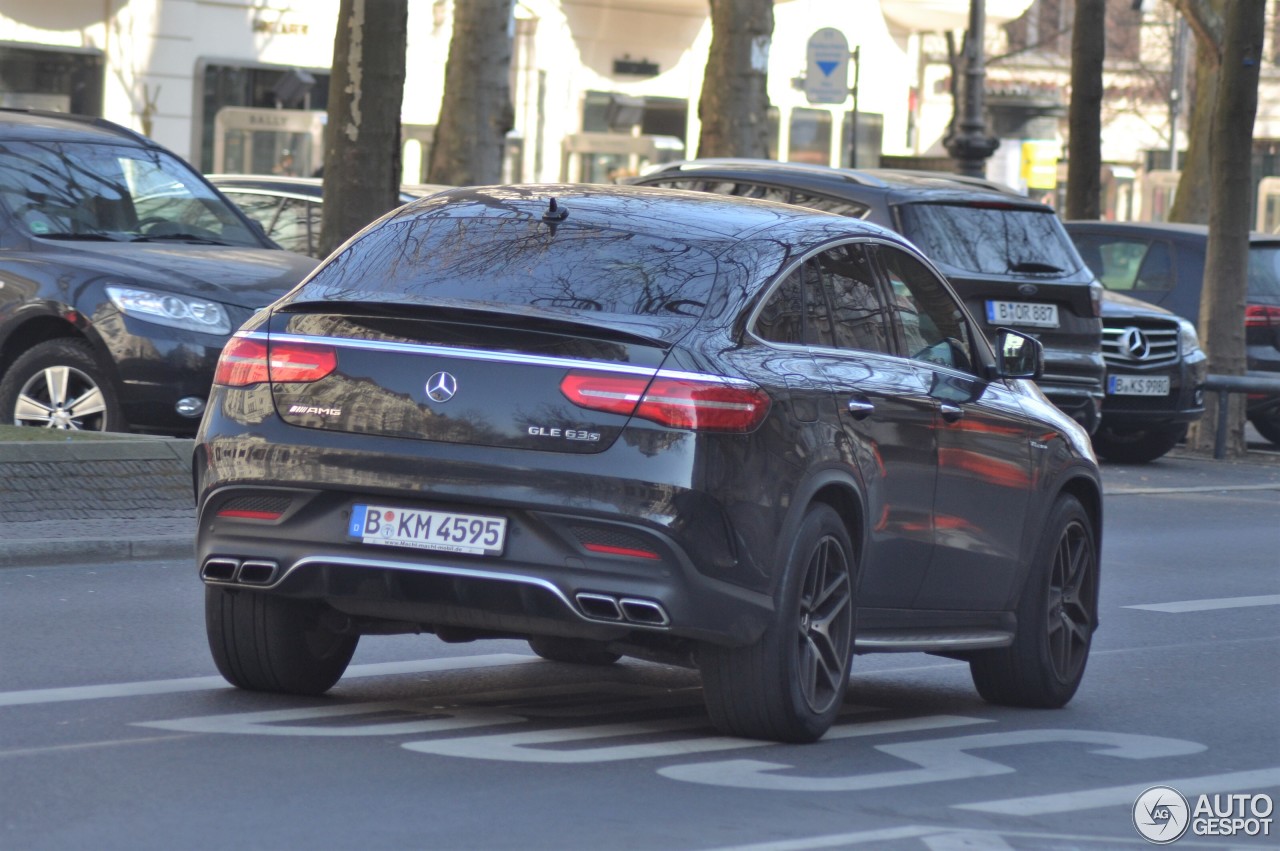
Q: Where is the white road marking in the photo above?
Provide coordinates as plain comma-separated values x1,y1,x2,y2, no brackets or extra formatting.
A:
659,730,1204,792
955,766,1280,816
1123,594,1280,613
0,733,197,759
706,826,1245,850
403,713,990,764
0,654,538,708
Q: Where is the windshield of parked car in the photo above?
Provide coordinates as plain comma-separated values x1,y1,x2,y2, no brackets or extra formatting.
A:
0,139,262,246
896,202,1081,277
293,215,721,324
1248,244,1280,298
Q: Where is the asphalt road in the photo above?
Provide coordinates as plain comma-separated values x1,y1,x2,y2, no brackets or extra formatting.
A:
1,462,1277,850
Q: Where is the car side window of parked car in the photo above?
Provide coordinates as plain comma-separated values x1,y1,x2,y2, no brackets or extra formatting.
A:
812,243,892,355
754,263,834,348
1133,241,1176,291
788,190,870,218
876,245,975,373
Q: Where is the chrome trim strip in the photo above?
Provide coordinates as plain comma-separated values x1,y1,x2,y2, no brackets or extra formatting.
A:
855,633,1013,651
235,330,757,388
271,554,578,607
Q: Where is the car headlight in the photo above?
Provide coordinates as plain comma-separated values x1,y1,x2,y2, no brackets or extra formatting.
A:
1177,318,1203,357
106,285,231,334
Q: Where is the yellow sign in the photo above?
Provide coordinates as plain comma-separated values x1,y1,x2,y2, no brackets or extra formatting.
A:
1021,141,1059,190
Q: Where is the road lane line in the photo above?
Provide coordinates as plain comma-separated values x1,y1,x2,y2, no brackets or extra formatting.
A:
955,767,1280,816
0,733,197,759
1123,594,1280,613
0,654,538,708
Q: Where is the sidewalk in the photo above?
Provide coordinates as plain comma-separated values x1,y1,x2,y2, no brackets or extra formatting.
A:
0,434,194,567
0,431,1278,568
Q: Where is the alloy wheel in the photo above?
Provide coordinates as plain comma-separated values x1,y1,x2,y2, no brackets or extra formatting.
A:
1046,519,1095,683
14,365,108,429
796,535,854,714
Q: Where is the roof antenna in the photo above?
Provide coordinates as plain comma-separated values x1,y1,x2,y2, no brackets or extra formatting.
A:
542,197,569,222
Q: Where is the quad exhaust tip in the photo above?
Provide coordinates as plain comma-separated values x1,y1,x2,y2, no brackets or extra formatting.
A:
574,592,669,628
201,557,280,586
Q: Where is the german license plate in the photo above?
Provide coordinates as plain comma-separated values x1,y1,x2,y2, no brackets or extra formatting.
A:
348,504,506,556
986,300,1060,328
1108,375,1171,396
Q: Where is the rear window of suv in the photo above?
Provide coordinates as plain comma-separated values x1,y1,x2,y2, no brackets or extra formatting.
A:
294,215,722,323
1248,244,1280,299
896,202,1081,277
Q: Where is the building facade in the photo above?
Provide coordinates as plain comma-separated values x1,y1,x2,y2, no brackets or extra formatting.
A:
1,0,1276,223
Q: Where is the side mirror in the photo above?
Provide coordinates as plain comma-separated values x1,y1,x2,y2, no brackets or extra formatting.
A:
992,328,1044,380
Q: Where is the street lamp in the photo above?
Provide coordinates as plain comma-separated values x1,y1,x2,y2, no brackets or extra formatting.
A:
944,0,999,177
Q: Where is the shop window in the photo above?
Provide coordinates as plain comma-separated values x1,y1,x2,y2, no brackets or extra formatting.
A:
0,46,103,115
788,108,832,165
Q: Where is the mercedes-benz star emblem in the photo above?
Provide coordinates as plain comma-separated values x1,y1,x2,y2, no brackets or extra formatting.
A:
1120,327,1151,361
425,371,458,403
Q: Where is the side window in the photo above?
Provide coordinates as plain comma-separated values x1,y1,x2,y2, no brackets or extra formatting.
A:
878,246,974,373
754,263,834,347
1134,241,1175,291
222,192,283,235
813,244,892,354
789,191,870,219
730,182,790,204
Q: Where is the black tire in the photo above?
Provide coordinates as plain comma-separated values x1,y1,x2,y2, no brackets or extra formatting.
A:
205,586,358,695
0,339,123,431
1091,423,1184,463
1249,407,1280,446
970,494,1098,708
698,504,855,743
527,635,621,666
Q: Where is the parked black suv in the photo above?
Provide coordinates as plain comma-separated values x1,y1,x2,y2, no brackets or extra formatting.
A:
1066,221,1280,446
0,110,317,433
628,160,1107,433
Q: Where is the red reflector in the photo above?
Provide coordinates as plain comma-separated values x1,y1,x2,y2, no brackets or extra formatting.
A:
560,370,771,432
212,337,336,387
216,509,283,520
1245,304,1280,328
582,543,662,560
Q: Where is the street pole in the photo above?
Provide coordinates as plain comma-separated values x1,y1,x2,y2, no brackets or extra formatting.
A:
1169,14,1188,172
944,0,999,177
849,45,861,168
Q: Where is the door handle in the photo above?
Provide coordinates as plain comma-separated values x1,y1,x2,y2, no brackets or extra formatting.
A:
940,403,964,423
846,398,875,420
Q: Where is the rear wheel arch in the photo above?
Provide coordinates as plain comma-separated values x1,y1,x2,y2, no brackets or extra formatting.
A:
774,471,866,596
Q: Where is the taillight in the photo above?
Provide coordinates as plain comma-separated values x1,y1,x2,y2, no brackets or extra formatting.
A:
213,337,336,386
560,370,771,432
1245,304,1280,328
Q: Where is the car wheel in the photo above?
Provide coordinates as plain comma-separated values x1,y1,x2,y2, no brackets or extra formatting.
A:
1249,407,1280,446
698,504,855,743
527,635,621,665
970,494,1097,708
205,587,358,695
1091,423,1184,463
0,339,123,431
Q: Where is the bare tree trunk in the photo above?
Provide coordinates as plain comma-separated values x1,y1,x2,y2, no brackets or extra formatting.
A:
319,0,408,257
696,0,773,159
427,0,515,186
1168,0,1224,225
1186,0,1264,457
1066,0,1105,220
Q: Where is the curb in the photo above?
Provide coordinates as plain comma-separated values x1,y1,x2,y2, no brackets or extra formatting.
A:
0,536,193,568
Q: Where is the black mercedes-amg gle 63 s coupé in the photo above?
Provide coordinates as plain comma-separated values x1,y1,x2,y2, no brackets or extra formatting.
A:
195,184,1102,743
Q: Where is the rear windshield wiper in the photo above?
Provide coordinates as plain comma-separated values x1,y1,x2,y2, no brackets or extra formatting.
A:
1007,261,1065,274
38,232,123,242
131,233,230,246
